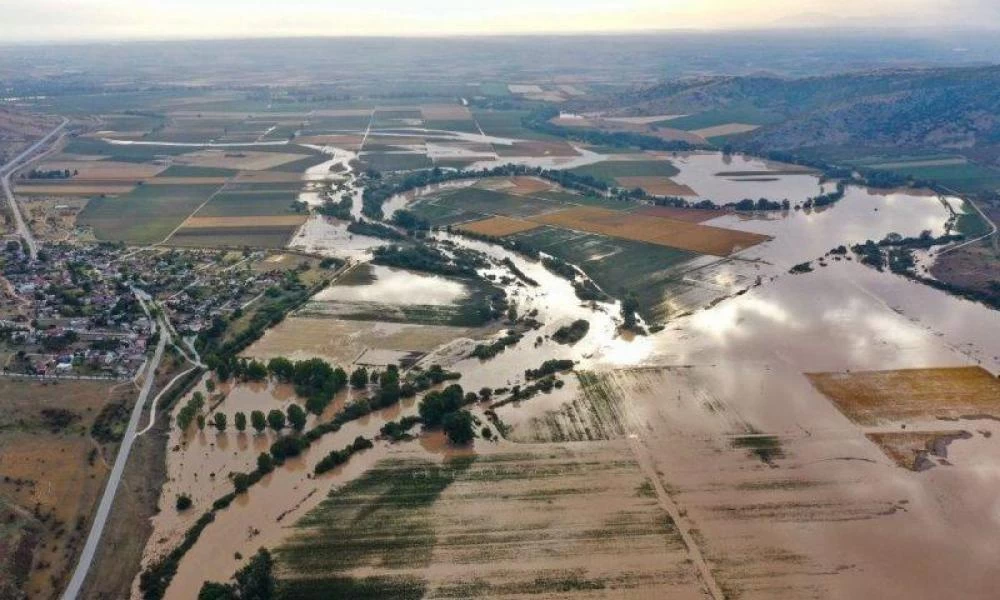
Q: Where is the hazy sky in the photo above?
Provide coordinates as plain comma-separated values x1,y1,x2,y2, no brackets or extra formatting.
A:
3,0,999,42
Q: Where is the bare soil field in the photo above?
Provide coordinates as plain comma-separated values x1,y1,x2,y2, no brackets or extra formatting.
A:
294,134,365,149
691,123,760,138
420,104,473,120
530,206,770,256
507,84,544,94
456,215,541,237
181,215,308,228
807,367,1000,425
635,205,726,222
0,378,133,599
14,183,136,195
174,149,311,171
274,443,707,599
31,160,166,180
22,196,90,241
616,176,698,197
473,175,554,196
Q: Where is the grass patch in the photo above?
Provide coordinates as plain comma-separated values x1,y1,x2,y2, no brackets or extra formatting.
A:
472,109,557,141
569,160,679,184
510,226,698,321
167,227,298,249
156,165,240,177
196,190,302,217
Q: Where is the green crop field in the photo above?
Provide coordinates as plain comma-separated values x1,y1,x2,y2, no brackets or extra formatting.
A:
156,165,240,177
79,183,223,244
510,226,700,321
195,190,302,217
167,226,298,249
472,109,556,141
883,163,1000,193
423,119,480,134
409,188,553,225
357,152,433,172
61,138,192,163
568,160,680,183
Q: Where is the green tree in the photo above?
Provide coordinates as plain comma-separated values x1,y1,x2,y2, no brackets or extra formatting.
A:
350,367,369,390
286,404,307,432
245,360,268,381
213,412,227,432
176,494,192,511
256,452,274,474
443,410,475,445
267,409,285,432
234,411,247,432
233,472,251,494
250,410,266,433
267,357,294,381
620,291,639,330
197,414,206,430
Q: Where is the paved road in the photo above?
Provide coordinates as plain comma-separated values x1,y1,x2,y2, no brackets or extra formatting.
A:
0,119,68,260
936,189,998,256
61,318,167,600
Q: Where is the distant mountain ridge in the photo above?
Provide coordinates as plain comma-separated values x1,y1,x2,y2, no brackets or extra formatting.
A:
591,65,1000,165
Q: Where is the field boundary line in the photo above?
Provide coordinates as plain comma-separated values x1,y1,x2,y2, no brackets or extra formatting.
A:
627,435,726,600
155,181,231,246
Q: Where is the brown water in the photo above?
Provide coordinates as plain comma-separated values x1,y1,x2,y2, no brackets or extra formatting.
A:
145,148,999,598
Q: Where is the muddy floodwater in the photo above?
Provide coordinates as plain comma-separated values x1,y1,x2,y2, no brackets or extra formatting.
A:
141,145,1000,598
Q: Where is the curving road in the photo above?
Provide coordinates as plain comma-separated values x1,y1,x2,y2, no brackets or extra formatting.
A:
0,118,68,260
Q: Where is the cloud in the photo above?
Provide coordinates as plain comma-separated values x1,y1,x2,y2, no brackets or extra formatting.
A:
0,0,996,42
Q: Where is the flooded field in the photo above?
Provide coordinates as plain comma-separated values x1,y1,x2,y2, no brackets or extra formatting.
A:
135,138,999,599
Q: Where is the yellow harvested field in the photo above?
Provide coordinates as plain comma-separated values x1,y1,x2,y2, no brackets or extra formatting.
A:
174,149,310,171
183,215,308,228
14,183,135,195
530,206,770,256
635,205,726,223
616,176,698,197
474,176,554,195
32,160,166,179
866,431,970,471
421,104,473,120
691,123,761,137
457,216,542,237
509,175,555,195
807,367,1000,425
